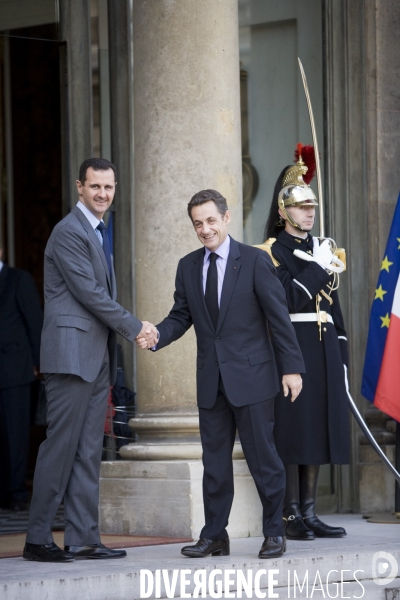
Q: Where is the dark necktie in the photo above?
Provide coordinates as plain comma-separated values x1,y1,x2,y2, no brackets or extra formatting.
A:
205,252,219,329
96,221,112,275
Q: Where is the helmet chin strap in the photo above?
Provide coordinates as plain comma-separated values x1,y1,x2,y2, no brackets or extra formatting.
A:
280,205,306,232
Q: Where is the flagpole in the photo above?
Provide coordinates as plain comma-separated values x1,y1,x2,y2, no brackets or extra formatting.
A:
396,424,400,513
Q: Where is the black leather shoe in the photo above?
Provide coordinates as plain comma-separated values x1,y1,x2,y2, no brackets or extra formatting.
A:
285,515,315,540
303,515,346,538
64,542,127,559
258,536,286,559
23,542,74,562
181,538,230,558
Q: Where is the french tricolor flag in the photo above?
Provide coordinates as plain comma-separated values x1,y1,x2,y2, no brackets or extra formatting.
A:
373,275,400,421
362,193,400,421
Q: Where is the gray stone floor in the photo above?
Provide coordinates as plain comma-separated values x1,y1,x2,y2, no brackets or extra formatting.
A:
1,514,400,599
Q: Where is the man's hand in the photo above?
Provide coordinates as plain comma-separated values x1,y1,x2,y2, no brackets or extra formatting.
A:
135,321,158,349
282,373,302,402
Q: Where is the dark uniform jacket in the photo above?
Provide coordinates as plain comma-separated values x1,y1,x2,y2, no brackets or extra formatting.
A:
0,264,43,389
270,231,350,465
156,236,305,408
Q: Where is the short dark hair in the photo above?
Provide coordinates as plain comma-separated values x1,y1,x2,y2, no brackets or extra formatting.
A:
187,189,228,220
79,158,117,184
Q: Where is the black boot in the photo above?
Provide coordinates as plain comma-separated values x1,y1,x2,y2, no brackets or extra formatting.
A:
299,465,346,538
283,465,315,541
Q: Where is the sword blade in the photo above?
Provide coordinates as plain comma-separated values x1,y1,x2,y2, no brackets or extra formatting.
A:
298,58,325,238
344,366,400,486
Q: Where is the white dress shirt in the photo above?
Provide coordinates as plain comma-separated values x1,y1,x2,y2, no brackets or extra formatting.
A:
76,201,104,246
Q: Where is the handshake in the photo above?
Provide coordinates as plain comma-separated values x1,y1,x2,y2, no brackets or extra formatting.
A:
135,321,159,349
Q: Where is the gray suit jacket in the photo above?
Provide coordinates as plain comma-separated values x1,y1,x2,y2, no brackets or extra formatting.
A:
40,205,142,384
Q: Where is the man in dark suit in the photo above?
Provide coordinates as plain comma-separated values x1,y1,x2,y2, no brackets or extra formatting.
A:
24,158,157,563
136,189,305,558
0,240,43,511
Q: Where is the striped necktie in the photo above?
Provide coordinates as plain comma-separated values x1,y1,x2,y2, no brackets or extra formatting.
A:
96,221,112,275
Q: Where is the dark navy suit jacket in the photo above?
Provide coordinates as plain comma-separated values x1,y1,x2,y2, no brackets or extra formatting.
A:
156,237,305,408
0,264,43,389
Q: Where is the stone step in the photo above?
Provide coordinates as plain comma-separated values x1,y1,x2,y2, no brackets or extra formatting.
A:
173,582,400,600
151,574,400,600
291,579,400,599
1,515,400,600
174,579,400,599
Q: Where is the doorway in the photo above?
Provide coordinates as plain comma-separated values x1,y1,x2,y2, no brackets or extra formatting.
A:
1,23,62,292
0,22,62,491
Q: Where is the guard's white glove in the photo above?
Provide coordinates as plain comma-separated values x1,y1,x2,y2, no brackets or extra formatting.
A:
313,238,333,264
293,237,345,273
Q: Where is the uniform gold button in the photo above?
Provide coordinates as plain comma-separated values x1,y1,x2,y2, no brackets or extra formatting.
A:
323,327,327,332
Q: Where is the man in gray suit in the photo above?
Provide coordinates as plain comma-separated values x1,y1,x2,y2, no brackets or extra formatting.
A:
24,158,157,563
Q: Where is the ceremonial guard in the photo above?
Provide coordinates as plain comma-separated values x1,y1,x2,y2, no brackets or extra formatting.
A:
258,145,350,540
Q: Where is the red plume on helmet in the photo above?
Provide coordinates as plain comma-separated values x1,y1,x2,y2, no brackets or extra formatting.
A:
294,144,316,185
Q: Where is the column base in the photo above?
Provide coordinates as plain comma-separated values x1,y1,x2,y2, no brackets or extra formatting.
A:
359,443,395,513
120,441,244,460
99,459,262,539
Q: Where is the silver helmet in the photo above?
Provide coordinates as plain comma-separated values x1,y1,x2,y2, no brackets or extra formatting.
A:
278,154,318,231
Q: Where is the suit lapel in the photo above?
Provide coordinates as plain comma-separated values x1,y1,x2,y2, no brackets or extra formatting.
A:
72,206,112,292
110,262,117,299
216,237,241,333
0,264,9,303
191,249,215,330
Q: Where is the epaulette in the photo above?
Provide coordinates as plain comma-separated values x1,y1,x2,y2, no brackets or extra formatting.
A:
253,238,280,268
335,248,346,270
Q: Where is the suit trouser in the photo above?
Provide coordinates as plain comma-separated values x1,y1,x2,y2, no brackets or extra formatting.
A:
199,379,285,540
26,350,109,545
0,385,31,503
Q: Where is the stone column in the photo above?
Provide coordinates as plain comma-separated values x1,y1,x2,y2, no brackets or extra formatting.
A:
358,0,400,514
99,0,264,539
107,0,136,387
324,0,400,513
59,0,92,210
123,0,243,460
